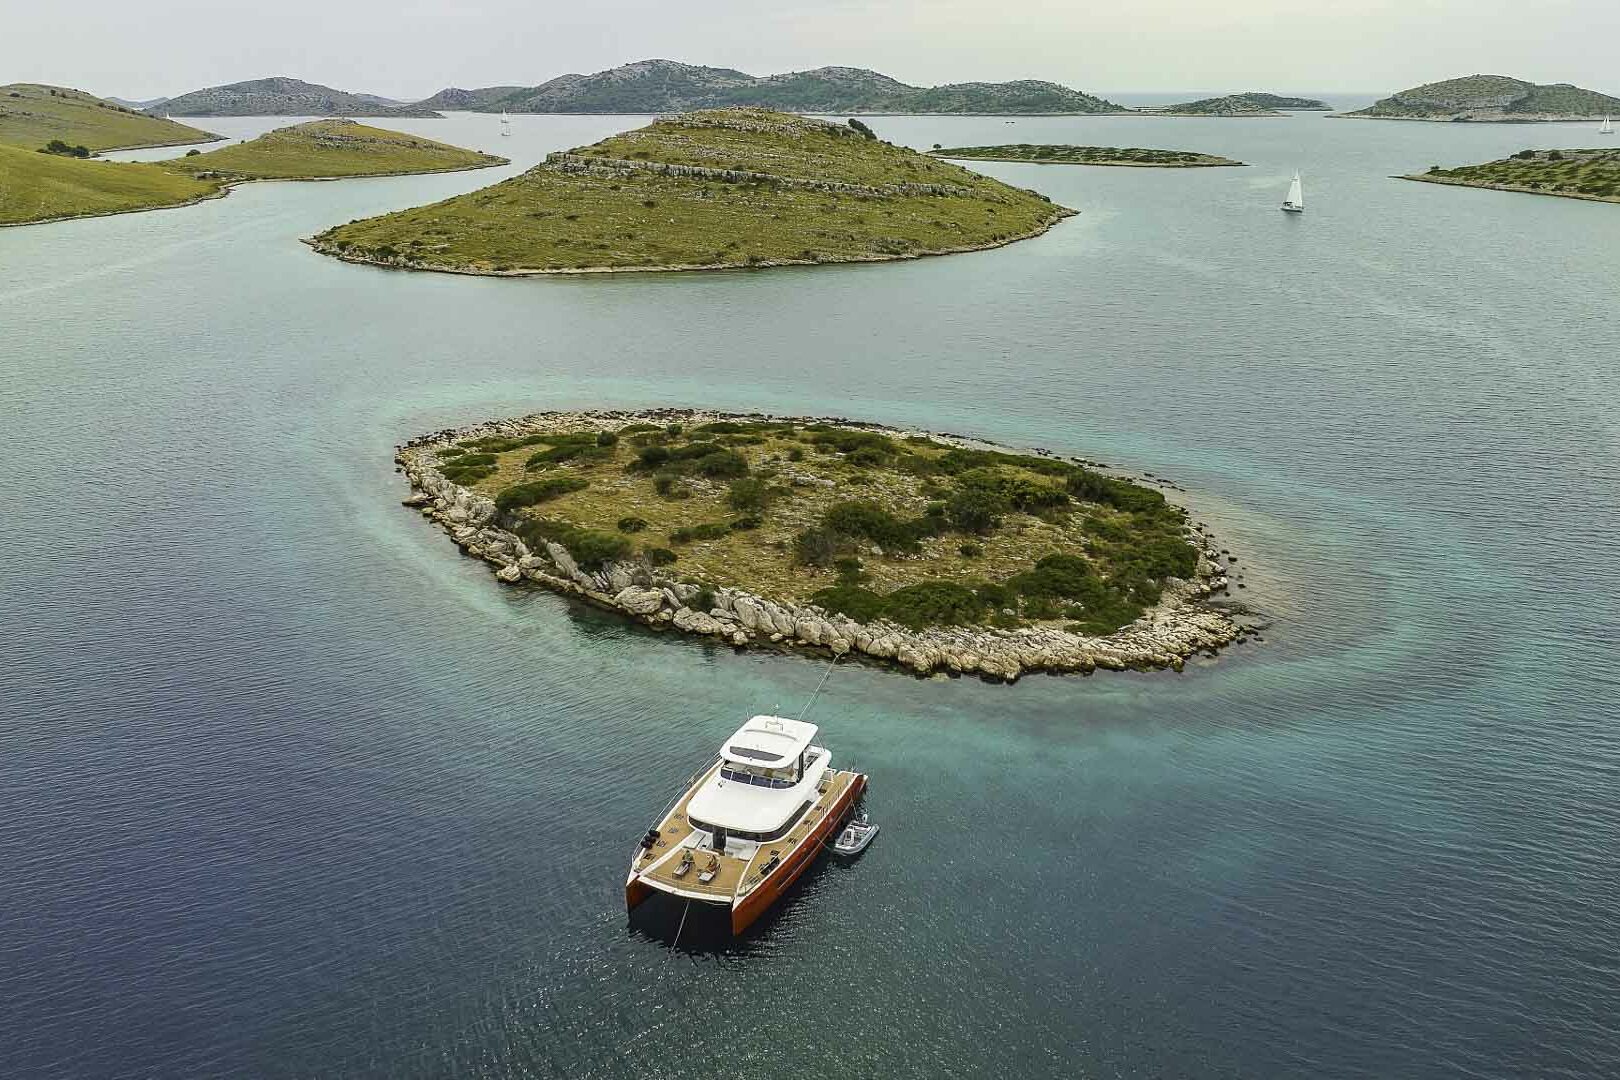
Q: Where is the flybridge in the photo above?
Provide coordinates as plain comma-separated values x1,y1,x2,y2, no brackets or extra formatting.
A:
721,716,817,770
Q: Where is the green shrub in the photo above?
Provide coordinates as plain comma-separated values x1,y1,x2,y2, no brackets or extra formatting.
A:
644,546,678,567
729,516,763,531
793,525,850,567
525,442,606,469
634,445,672,470
669,522,732,544
450,452,497,467
959,542,984,558
809,584,888,622
616,516,648,533
596,431,618,447
786,447,805,462
692,586,717,611
695,450,749,478
494,474,589,510
726,476,772,512
833,557,867,585
945,486,1008,534
511,518,630,569
822,500,924,553
881,581,987,629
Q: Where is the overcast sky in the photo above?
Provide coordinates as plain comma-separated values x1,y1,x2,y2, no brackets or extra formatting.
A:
7,0,1618,102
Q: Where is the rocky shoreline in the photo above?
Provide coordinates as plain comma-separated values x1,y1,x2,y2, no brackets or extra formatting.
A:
306,209,1074,277
396,410,1262,682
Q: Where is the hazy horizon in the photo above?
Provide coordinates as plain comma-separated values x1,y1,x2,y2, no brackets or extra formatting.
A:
6,0,1619,103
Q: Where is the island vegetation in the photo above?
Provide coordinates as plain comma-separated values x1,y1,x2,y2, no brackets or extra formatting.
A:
1,82,217,152
1403,148,1620,204
161,119,505,181
1343,75,1620,121
931,144,1243,167
413,59,1127,115
152,77,441,118
1,118,503,228
1151,93,1325,116
308,107,1074,275
0,142,219,226
398,410,1249,681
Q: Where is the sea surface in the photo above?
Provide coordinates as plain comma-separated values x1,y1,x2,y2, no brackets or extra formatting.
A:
4,105,1620,1079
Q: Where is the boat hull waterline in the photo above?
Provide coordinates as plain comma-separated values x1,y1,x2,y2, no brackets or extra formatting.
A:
626,763,867,935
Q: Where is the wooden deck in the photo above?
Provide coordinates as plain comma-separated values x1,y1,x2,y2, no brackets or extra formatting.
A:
633,764,861,904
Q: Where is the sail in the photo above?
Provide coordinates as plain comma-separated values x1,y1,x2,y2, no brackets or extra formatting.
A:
1603,116,1615,134
1285,172,1304,209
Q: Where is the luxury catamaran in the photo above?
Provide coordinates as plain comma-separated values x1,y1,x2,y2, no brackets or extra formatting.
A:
1282,171,1305,213
626,715,867,935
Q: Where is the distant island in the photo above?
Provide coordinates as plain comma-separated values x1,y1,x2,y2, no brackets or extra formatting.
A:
1150,92,1330,116
152,77,442,118
412,59,1127,115
1,118,502,228
163,118,504,181
1343,74,1620,121
307,108,1074,275
1401,148,1620,205
931,144,1243,167
398,409,1249,680
1,82,217,152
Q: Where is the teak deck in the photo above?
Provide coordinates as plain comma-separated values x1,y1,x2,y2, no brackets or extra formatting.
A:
633,762,861,904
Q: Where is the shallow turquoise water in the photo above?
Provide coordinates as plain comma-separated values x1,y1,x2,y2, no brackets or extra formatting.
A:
3,109,1619,1078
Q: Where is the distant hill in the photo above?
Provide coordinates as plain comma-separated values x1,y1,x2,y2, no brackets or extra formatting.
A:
414,59,1126,115
0,83,217,152
414,86,529,111
1156,92,1330,116
107,95,170,111
1345,75,1620,121
155,77,441,118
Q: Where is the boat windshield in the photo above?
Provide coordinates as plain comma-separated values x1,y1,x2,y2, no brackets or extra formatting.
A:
720,762,797,789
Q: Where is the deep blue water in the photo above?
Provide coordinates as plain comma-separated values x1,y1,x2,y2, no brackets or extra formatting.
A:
3,108,1619,1079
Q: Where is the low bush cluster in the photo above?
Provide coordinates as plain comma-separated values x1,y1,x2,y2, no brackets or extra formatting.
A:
495,474,589,511
511,518,630,569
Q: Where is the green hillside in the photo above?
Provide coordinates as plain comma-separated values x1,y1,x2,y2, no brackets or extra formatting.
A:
162,119,505,180
0,143,220,226
1406,148,1620,204
0,83,217,152
308,108,1073,275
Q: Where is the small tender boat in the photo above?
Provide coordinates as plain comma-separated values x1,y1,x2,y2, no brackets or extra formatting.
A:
1282,170,1305,214
626,715,868,935
833,814,878,855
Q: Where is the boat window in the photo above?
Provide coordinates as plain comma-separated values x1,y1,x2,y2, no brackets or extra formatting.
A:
690,800,813,843
725,745,783,762
720,765,795,789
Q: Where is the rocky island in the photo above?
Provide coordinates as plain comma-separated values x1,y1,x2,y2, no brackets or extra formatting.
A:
308,108,1073,275
931,144,1243,167
1342,75,1620,122
396,410,1255,681
1402,148,1620,205
1152,92,1329,116
160,118,506,181
413,59,1127,115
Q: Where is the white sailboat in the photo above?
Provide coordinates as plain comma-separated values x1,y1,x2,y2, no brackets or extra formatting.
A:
500,109,511,136
1601,116,1615,135
1281,171,1305,213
